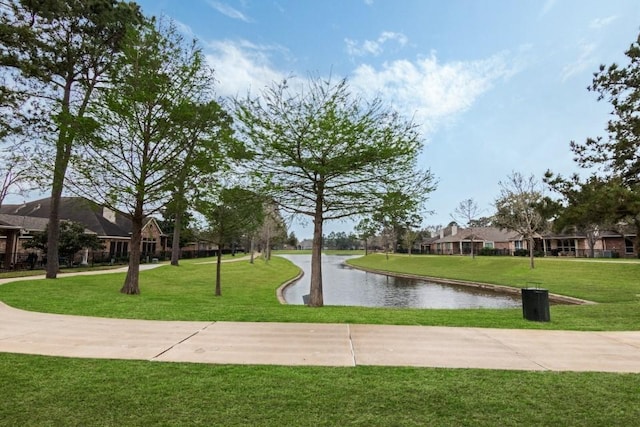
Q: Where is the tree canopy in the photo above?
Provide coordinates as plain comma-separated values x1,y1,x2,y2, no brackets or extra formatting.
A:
0,0,142,278
567,31,640,255
197,187,265,296
235,76,435,306
493,172,549,268
71,19,222,294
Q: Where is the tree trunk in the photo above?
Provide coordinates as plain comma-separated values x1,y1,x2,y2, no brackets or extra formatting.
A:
634,219,640,258
121,213,143,294
46,130,73,278
45,183,62,279
364,238,368,256
528,236,535,269
215,245,222,296
170,210,182,266
309,193,324,307
249,236,255,264
470,237,475,259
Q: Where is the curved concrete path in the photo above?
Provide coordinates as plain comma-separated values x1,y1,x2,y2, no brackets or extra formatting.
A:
0,265,639,372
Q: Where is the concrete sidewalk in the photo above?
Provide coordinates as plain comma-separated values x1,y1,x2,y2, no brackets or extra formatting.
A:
1,302,639,373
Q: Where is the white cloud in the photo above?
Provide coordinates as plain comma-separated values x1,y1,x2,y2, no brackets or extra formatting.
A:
207,1,252,22
539,0,556,17
203,39,285,97
364,0,374,5
560,42,596,82
173,19,195,38
589,15,617,30
349,51,516,134
345,31,408,57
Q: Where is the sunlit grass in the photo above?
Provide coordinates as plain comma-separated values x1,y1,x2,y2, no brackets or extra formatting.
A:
0,254,639,330
0,353,638,426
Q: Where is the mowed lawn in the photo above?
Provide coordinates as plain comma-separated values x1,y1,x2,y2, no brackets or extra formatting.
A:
0,254,639,426
0,253,638,330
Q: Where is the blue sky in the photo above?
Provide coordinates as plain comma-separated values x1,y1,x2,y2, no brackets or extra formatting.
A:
127,1,640,238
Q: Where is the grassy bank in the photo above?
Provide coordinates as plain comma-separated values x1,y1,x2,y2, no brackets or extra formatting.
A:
1,353,638,426
347,254,640,303
1,254,639,425
0,254,639,330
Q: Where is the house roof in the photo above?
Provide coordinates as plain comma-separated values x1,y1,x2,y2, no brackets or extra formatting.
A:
0,197,135,237
434,227,518,244
0,214,49,231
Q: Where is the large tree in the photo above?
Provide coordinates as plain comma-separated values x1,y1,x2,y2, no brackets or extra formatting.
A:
544,173,622,258
235,77,435,306
165,100,237,267
493,172,549,269
71,20,215,294
569,32,640,255
0,0,142,279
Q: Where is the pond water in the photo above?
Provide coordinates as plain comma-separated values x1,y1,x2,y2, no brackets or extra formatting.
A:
281,254,522,309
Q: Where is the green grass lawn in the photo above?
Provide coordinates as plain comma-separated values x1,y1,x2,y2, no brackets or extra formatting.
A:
1,353,638,426
1,254,639,425
0,254,639,330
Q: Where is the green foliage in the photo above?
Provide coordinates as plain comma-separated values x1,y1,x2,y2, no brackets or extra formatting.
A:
0,0,143,277
22,221,104,264
544,172,625,257
324,231,359,250
494,172,551,268
198,187,266,248
235,75,435,306
566,31,640,255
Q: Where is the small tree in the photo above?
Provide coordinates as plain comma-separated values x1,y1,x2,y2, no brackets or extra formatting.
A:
197,187,265,296
23,221,104,266
355,217,379,255
493,172,549,268
451,198,481,258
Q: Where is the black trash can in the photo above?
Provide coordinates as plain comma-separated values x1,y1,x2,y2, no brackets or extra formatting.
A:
521,288,550,322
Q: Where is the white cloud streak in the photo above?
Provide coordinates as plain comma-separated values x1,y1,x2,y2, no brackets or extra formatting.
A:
350,51,516,134
202,39,516,136
204,39,285,97
560,42,596,82
207,1,252,22
539,0,556,17
589,15,617,30
345,31,408,57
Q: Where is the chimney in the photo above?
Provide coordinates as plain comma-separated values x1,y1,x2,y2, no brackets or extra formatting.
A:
452,225,458,236
103,207,117,224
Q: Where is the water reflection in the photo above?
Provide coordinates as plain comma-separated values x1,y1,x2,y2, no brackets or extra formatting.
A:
281,254,521,309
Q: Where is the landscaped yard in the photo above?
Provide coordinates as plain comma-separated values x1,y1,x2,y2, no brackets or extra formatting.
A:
0,253,638,330
0,253,638,425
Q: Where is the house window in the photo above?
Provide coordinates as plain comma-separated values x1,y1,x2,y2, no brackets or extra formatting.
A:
142,238,157,254
625,238,634,254
109,241,128,257
484,242,494,248
557,239,576,252
514,241,523,250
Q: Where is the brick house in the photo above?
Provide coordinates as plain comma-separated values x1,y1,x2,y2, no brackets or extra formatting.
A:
0,197,167,269
431,225,518,255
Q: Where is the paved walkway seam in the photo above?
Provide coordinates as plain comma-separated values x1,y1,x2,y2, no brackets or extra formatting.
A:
150,322,216,361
